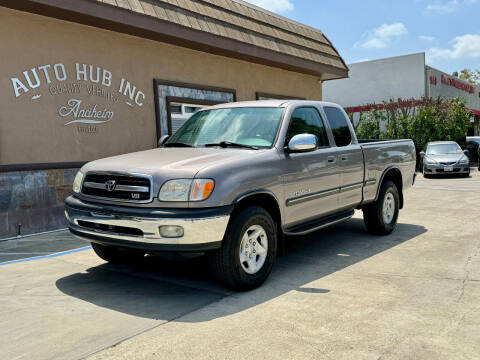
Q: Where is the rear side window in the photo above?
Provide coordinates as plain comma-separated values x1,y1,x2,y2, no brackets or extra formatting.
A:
323,107,352,147
285,107,329,147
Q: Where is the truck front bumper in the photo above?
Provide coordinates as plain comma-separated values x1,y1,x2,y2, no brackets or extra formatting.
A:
64,196,232,252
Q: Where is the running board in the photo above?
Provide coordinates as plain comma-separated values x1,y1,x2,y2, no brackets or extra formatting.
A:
283,210,355,236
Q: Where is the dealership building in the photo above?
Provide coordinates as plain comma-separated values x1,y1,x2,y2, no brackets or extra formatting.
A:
0,0,348,238
323,53,480,136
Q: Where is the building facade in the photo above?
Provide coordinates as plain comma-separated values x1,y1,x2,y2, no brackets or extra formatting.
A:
323,53,480,135
0,0,348,238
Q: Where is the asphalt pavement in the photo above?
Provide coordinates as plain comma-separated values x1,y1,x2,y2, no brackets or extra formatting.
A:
1,170,479,360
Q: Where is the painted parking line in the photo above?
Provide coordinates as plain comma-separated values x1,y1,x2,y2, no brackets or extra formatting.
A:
0,246,92,266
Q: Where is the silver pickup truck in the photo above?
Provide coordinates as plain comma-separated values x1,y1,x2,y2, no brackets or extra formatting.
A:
65,100,416,290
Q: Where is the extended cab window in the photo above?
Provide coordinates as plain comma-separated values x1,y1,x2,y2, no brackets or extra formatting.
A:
323,107,352,147
285,107,329,147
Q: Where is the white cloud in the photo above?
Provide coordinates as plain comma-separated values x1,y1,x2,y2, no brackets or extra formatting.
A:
357,23,408,49
426,0,477,13
245,0,294,13
427,34,480,60
419,35,435,41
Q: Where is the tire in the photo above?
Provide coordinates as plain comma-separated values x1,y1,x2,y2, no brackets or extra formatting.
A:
91,242,145,264
362,180,400,235
209,206,277,291
422,166,429,178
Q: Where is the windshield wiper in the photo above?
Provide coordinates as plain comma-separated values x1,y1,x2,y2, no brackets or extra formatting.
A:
205,141,259,150
164,142,194,148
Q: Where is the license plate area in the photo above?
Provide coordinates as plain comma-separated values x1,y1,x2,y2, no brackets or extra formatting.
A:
444,166,453,172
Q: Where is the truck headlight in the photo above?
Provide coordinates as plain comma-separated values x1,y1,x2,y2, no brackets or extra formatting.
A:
159,179,214,202
72,171,84,193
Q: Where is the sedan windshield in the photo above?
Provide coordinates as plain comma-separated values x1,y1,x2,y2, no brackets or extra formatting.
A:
426,143,461,155
165,107,284,148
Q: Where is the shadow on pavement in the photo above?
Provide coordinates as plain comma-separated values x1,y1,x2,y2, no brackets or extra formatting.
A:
56,218,427,321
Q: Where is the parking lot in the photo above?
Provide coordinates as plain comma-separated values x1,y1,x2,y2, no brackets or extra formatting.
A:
1,171,479,360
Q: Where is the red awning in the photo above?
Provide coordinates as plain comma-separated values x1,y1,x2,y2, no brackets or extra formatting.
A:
467,108,480,116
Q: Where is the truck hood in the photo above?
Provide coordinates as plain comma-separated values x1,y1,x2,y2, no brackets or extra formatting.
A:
82,147,265,179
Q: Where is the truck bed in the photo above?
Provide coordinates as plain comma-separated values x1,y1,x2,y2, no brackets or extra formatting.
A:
359,139,416,204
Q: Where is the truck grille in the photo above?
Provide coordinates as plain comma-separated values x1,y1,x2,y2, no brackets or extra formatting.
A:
81,173,152,203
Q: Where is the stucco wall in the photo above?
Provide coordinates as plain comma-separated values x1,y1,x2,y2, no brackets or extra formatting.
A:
323,53,426,107
426,67,480,111
0,6,322,166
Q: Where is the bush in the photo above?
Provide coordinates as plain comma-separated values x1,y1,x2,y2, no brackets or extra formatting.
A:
349,97,472,155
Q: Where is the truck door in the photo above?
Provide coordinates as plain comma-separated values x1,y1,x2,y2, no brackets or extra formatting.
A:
283,107,340,227
322,106,364,210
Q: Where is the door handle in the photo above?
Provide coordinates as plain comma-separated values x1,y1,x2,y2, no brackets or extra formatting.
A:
340,155,348,161
327,156,336,163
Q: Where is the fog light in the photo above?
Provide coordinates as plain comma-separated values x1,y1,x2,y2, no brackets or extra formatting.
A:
159,225,184,238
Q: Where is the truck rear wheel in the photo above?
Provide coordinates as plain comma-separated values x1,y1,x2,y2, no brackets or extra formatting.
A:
362,180,399,235
209,206,277,291
91,242,145,264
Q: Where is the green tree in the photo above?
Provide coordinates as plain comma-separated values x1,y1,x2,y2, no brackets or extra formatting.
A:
355,106,385,140
352,97,471,158
456,69,480,86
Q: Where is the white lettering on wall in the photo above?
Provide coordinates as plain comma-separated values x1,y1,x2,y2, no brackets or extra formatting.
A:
11,78,29,97
24,68,41,89
38,65,52,84
118,78,143,107
102,70,112,87
9,62,146,131
54,63,67,81
76,63,87,81
58,98,114,125
135,91,145,106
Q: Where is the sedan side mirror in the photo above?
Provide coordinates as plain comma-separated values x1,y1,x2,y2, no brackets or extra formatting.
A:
287,134,317,153
158,134,170,147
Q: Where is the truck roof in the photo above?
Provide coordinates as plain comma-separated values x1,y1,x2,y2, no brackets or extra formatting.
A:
203,100,342,110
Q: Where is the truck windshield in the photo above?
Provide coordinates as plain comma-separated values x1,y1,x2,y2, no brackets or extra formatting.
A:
165,107,284,148
426,143,461,155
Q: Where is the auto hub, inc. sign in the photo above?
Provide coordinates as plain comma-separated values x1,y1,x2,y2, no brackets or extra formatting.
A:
9,62,146,133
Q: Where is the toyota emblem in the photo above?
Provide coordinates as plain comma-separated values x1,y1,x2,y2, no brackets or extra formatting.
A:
105,180,116,192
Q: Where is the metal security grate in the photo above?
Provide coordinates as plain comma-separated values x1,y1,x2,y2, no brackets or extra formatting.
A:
82,173,152,203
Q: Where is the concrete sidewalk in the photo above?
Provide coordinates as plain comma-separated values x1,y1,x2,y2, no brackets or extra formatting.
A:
1,171,479,360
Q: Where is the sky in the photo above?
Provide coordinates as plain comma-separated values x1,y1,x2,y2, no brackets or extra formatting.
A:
245,0,480,74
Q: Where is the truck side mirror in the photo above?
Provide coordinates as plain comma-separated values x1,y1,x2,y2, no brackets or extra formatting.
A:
419,151,425,157
287,134,317,153
158,135,170,147
463,149,470,156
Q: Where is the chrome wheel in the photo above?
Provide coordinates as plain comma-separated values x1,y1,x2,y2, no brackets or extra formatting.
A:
239,225,268,275
382,192,395,224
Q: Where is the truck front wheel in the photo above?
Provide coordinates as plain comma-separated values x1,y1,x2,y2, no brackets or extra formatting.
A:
91,242,145,264
209,206,277,291
362,180,399,235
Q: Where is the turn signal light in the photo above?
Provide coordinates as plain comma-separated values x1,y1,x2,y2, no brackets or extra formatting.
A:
190,179,215,201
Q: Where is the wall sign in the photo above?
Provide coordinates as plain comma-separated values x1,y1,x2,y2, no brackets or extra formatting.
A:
9,62,146,131
441,74,474,94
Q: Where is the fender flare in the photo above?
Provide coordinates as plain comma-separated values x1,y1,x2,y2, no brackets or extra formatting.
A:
375,165,404,209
